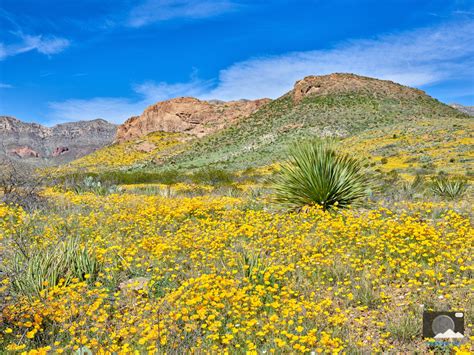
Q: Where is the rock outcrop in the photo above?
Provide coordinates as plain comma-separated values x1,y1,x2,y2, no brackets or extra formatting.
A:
0,116,117,165
9,146,40,158
292,73,427,103
115,97,270,142
52,146,69,157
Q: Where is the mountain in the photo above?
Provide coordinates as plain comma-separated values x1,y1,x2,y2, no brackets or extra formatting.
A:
115,97,270,142
49,73,473,177
164,73,469,171
450,103,474,116
0,116,117,165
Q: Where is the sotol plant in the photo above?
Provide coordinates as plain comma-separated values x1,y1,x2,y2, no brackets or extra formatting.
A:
272,140,372,210
9,238,100,298
431,176,468,199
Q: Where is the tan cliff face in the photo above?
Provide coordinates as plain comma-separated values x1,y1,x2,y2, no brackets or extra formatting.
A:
115,97,271,142
9,146,40,158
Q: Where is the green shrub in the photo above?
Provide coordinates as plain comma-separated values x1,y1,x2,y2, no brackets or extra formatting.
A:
73,176,122,195
431,176,468,199
387,314,419,343
271,140,372,210
400,174,426,197
8,238,101,298
59,169,182,186
190,167,235,186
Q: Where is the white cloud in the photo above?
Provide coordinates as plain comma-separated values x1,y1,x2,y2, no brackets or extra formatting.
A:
48,97,144,125
127,0,235,27
203,20,474,100
134,77,212,101
22,34,70,55
0,83,13,89
48,78,209,124
0,33,70,60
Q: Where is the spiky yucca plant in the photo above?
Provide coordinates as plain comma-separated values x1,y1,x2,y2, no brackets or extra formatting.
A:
431,176,468,199
272,141,372,210
9,238,100,298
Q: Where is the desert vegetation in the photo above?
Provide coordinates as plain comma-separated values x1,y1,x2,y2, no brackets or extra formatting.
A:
271,140,372,210
0,137,472,353
1,75,473,352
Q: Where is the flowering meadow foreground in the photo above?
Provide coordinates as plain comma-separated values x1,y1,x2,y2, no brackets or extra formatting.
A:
0,185,472,353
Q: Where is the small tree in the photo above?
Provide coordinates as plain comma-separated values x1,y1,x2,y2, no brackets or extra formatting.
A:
271,140,372,210
0,155,46,211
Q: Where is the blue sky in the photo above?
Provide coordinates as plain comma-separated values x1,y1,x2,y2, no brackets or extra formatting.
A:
0,0,473,125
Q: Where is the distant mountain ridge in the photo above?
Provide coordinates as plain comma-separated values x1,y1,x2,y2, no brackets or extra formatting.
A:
0,116,117,165
450,103,474,116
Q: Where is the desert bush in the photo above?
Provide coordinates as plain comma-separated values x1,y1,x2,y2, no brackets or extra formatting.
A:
399,174,426,199
190,167,235,186
73,176,122,195
431,176,468,199
0,156,48,211
7,238,100,298
59,169,182,186
212,185,243,197
386,314,419,343
351,279,380,309
271,140,372,210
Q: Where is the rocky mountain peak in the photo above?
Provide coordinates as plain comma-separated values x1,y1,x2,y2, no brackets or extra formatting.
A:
292,73,427,103
115,96,271,143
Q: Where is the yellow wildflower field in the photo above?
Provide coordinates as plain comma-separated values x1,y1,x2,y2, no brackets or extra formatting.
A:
344,118,474,178
51,131,187,174
0,188,472,353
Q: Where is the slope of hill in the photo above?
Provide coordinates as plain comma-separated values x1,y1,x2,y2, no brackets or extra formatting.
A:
163,73,469,171
0,116,117,165
58,131,188,172
344,117,473,179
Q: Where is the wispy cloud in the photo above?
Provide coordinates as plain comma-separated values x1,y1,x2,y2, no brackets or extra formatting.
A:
48,97,144,125
48,77,209,124
203,19,474,100
0,83,13,89
134,77,212,101
0,32,70,60
127,0,236,27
